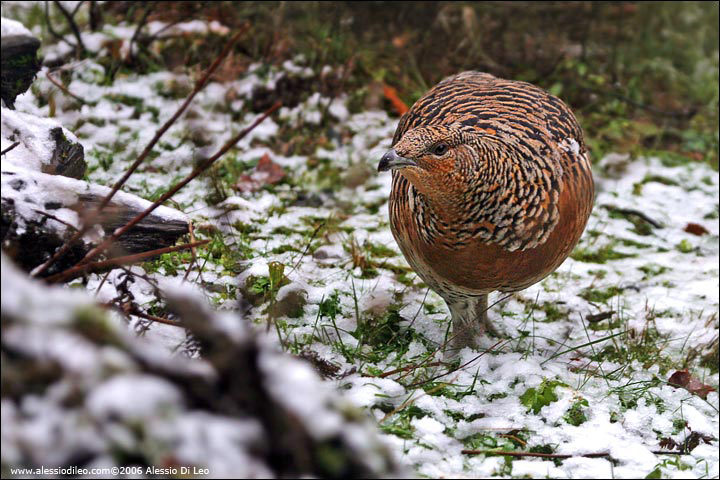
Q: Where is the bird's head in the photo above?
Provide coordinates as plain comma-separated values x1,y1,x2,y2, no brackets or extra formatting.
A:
378,124,465,175
378,123,499,209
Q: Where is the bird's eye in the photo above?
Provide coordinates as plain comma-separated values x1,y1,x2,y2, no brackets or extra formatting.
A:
432,143,449,156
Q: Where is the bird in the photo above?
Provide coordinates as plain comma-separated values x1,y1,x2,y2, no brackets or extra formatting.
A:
378,71,594,351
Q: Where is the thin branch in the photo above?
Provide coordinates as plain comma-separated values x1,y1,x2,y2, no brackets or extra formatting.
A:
287,220,325,277
70,1,85,17
44,1,73,48
32,26,249,277
128,306,184,328
1,141,20,156
74,102,281,269
379,377,458,425
606,206,664,229
33,208,78,230
44,239,210,283
52,0,86,56
407,340,506,389
128,2,158,62
375,361,445,378
94,270,112,297
142,4,207,46
182,221,199,282
46,69,90,104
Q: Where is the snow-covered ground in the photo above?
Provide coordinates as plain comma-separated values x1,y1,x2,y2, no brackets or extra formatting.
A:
2,6,718,479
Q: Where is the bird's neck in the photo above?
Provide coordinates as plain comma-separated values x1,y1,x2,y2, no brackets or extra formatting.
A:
398,169,466,224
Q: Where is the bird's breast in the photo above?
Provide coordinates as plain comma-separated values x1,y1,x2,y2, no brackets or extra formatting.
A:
388,161,593,295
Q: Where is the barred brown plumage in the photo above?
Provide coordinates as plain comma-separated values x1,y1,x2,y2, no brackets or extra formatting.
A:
378,71,594,350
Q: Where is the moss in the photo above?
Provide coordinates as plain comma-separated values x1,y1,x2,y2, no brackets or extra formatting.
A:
579,285,623,303
539,303,567,322
364,242,396,258
638,264,670,279
563,398,589,426
588,268,608,279
571,244,637,264
73,306,122,347
640,174,680,187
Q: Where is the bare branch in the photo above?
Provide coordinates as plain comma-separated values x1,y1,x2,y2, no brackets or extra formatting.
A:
33,25,249,277
44,239,210,283
74,101,281,269
46,69,89,104
1,141,20,156
128,2,158,62
52,0,86,56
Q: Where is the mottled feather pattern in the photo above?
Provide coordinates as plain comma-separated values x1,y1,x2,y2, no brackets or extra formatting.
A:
383,72,594,347
390,71,591,253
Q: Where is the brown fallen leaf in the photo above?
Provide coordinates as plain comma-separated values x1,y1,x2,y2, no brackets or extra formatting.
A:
659,431,715,453
235,153,285,192
684,223,709,236
668,369,716,399
383,84,409,116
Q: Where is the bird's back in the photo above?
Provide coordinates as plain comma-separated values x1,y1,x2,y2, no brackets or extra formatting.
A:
393,71,584,157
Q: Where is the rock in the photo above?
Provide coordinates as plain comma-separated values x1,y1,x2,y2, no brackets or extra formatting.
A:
2,104,87,179
268,285,308,318
48,127,86,179
1,17,41,108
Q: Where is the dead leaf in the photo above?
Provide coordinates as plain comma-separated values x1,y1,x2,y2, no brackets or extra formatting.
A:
684,223,709,236
668,369,716,399
382,84,409,116
391,33,410,49
235,153,285,193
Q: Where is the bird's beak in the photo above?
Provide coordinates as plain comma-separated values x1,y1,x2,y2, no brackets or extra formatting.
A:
378,149,417,172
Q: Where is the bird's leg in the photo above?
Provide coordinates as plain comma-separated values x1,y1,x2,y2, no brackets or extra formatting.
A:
474,294,501,337
445,294,498,351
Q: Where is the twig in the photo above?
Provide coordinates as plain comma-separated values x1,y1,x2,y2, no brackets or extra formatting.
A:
1,141,20,156
586,311,616,323
380,376,458,425
94,270,112,297
52,0,86,56
44,1,74,48
33,208,78,230
580,83,697,119
46,69,89,104
182,221,199,282
128,2,158,62
287,220,325,277
375,361,446,378
44,239,210,283
607,207,664,229
128,306,184,328
32,26,249,278
70,1,85,17
141,4,207,46
75,102,280,268
407,340,506,389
